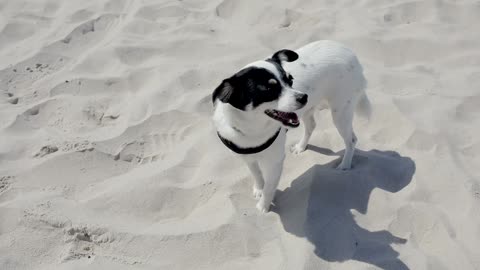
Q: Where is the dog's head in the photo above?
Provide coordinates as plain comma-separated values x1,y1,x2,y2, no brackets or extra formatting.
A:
212,49,308,128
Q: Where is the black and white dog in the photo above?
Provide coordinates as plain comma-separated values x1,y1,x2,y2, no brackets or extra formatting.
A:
212,40,371,212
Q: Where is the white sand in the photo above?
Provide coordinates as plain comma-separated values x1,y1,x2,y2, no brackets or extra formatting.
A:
1,0,480,269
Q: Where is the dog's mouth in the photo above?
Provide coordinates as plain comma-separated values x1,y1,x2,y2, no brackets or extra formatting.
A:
265,109,299,128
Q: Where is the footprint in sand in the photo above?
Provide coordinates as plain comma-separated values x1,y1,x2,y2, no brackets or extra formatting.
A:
112,112,197,165
8,94,123,140
0,56,65,92
34,145,59,158
7,96,18,105
62,226,99,262
0,176,14,194
26,106,40,116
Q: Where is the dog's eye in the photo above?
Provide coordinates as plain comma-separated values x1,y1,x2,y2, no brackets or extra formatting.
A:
268,79,277,85
257,85,267,91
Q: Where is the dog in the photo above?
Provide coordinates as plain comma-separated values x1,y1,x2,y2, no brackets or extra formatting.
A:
212,40,371,212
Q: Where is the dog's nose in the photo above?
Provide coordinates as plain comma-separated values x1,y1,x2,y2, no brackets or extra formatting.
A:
296,93,308,105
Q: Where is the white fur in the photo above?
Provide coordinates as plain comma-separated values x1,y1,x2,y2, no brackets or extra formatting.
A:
213,40,371,212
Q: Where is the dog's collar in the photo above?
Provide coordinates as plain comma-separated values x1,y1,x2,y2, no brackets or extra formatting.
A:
217,128,281,155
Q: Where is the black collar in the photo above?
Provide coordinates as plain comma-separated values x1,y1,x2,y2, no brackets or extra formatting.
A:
217,128,281,155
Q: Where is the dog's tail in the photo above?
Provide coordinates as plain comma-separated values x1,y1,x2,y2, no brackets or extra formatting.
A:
355,76,372,120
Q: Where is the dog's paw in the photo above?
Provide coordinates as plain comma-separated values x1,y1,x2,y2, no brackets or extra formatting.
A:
256,200,270,213
290,143,306,155
253,187,263,200
335,163,351,170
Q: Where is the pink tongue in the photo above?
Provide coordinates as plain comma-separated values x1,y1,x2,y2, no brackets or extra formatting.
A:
279,112,297,121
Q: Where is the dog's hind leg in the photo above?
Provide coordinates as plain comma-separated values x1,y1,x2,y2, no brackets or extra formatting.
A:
246,161,264,200
291,107,316,154
331,103,357,170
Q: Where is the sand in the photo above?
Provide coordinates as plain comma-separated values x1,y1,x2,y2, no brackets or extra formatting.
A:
1,0,480,269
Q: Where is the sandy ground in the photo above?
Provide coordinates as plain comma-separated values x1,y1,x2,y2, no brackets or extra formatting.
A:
1,0,480,269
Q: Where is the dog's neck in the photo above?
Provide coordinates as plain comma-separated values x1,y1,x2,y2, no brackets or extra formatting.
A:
213,102,282,148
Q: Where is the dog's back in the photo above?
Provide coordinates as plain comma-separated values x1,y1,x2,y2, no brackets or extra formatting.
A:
283,40,369,118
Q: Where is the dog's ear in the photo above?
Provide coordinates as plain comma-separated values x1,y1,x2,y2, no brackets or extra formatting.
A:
212,79,233,104
271,49,298,64
212,79,248,110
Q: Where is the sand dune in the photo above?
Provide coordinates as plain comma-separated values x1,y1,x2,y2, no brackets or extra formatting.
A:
1,0,480,269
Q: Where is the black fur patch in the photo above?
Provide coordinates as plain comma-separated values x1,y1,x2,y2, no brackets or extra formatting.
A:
271,49,298,63
212,67,284,110
266,59,294,87
265,49,298,88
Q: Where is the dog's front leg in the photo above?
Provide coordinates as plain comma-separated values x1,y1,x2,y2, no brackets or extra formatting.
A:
246,161,264,200
256,157,285,213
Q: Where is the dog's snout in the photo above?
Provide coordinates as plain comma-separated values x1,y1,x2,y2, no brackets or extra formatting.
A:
296,93,308,105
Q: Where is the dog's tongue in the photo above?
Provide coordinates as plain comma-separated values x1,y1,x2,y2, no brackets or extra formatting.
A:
277,111,298,122
265,109,300,127
274,110,299,127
